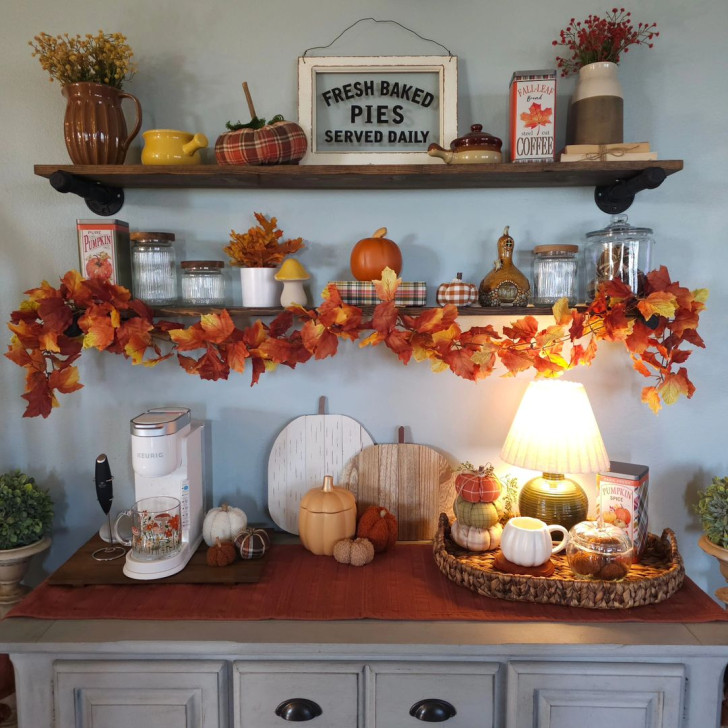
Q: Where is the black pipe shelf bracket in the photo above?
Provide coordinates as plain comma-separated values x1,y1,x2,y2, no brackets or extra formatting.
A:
49,170,124,216
594,166,668,214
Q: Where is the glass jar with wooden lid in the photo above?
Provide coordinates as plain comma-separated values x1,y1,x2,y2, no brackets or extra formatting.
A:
532,244,579,305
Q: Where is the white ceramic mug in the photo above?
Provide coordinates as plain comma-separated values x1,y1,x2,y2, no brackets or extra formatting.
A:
501,516,569,567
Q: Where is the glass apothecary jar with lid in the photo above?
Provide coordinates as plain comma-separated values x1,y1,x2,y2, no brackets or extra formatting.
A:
585,214,654,300
180,260,226,306
130,231,178,305
532,244,579,305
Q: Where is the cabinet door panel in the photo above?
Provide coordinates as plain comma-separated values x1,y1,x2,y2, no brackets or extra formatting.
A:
54,659,227,728
508,661,685,728
373,662,500,728
234,661,361,728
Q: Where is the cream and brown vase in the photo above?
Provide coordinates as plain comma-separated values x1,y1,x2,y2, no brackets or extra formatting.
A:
567,61,624,145
62,81,142,164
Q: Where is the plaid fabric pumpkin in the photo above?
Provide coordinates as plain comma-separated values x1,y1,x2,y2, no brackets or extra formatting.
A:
436,274,477,307
214,121,307,165
234,527,271,559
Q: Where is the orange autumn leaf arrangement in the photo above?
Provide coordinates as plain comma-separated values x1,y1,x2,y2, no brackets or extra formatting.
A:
6,263,706,418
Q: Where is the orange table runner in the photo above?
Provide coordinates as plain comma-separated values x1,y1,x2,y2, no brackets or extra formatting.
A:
9,543,728,623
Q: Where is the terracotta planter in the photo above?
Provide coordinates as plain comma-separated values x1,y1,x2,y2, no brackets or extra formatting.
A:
567,61,623,145
0,537,51,617
62,82,142,164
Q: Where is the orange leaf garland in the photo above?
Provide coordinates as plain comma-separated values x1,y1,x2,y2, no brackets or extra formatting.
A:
5,263,707,417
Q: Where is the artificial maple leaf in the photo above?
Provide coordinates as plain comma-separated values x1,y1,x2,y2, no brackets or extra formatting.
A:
659,368,695,405
21,374,56,418
406,306,459,334
670,307,700,337
637,291,678,320
80,305,119,351
37,296,74,334
224,341,250,373
503,316,539,342
642,386,662,414
48,365,83,395
499,347,535,375
631,356,653,378
552,298,573,326
300,321,339,359
372,267,401,302
444,349,479,381
268,310,295,338
600,306,631,340
200,311,236,344
520,102,553,129
646,266,672,292
194,348,230,381
169,324,212,351
625,319,654,355
534,324,566,349
680,328,705,348
371,301,398,334
384,329,413,364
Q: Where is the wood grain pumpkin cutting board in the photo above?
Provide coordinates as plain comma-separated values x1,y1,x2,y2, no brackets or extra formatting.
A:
268,397,374,535
341,428,454,541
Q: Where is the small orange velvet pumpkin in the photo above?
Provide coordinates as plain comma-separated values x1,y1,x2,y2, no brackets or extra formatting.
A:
356,505,398,552
350,227,403,281
206,537,237,567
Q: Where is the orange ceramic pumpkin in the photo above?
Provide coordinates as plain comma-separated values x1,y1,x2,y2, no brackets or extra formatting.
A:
350,227,403,281
356,505,398,552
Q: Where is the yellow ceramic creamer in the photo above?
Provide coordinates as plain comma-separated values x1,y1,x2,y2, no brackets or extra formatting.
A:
141,129,208,165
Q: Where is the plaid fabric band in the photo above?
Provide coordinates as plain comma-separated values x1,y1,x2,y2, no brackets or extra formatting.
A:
436,281,477,306
215,122,308,165
329,281,427,307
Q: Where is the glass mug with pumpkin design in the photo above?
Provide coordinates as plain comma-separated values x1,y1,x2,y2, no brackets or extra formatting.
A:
501,516,569,567
113,496,182,561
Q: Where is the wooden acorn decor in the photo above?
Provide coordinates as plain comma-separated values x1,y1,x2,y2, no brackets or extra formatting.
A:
479,226,530,306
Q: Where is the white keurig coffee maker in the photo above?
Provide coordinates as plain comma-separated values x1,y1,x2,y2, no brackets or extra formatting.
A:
125,407,205,580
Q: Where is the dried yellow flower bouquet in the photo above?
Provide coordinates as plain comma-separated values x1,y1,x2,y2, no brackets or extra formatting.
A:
29,30,136,89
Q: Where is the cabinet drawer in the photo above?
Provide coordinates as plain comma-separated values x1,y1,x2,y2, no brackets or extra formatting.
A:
234,661,362,728
54,659,227,728
372,662,499,728
507,661,685,728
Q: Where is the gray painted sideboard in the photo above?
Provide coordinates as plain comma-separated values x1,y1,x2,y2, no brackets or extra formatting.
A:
2,618,728,727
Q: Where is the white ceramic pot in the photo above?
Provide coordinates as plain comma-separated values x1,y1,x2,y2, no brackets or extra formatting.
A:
0,536,51,617
568,61,624,145
240,267,280,307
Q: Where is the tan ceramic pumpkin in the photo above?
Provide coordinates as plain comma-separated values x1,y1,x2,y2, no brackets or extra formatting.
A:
298,475,357,555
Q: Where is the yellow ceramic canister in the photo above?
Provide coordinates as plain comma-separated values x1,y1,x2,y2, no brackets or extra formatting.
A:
141,129,208,165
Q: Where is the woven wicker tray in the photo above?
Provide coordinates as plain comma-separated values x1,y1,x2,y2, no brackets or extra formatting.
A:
433,513,685,609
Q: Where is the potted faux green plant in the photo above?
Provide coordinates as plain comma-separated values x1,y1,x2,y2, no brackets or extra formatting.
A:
695,476,728,581
0,470,54,615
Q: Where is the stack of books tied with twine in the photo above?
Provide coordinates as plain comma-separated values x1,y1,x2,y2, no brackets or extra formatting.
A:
560,141,657,162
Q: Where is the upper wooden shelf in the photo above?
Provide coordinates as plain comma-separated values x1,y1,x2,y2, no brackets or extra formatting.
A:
35,161,683,191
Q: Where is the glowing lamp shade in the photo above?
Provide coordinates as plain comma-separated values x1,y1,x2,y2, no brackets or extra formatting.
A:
500,380,609,530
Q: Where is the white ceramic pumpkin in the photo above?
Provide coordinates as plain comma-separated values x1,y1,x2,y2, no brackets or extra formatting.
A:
450,519,503,552
202,504,248,547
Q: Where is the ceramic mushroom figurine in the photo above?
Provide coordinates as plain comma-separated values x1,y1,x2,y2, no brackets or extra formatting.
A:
275,258,310,307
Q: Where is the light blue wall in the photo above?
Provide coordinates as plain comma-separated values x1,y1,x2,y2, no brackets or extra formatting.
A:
3,0,727,597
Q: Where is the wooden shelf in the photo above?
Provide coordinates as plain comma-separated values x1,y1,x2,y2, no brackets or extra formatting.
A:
152,304,584,319
34,161,683,191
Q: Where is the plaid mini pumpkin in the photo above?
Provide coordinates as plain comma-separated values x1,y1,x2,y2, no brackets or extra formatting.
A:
214,121,307,165
436,274,477,307
234,527,271,559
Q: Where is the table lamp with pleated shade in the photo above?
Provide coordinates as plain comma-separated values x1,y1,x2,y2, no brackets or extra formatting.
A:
500,380,609,530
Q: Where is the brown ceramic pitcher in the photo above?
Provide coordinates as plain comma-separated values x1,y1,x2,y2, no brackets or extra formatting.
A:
62,81,142,164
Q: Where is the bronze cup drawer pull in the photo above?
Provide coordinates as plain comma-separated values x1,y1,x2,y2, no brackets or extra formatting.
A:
409,698,457,722
275,698,323,721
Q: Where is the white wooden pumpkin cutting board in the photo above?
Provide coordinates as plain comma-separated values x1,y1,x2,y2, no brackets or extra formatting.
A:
268,398,373,534
341,428,454,541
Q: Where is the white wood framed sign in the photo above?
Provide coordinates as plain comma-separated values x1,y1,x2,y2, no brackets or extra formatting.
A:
298,55,458,165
